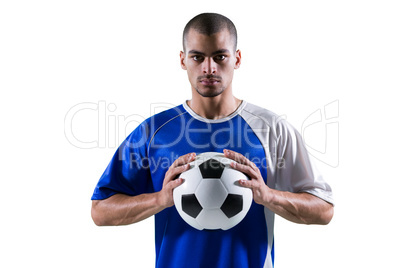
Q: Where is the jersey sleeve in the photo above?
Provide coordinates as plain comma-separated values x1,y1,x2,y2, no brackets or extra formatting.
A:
91,121,154,200
274,120,334,205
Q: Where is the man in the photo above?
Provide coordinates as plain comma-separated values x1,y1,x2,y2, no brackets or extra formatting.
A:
91,13,334,268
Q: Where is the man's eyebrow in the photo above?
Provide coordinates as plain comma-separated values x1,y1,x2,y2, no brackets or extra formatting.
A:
212,49,230,55
188,50,205,55
187,49,231,55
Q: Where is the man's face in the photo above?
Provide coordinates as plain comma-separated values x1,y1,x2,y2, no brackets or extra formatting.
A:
180,29,241,98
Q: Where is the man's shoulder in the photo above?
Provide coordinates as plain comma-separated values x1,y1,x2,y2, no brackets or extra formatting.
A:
145,104,187,126
242,102,284,126
124,104,186,144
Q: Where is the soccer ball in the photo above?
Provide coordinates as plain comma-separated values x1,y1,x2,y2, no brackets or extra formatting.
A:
173,152,253,230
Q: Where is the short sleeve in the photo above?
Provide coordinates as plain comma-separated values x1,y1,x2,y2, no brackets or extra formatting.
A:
91,121,154,200
274,120,334,205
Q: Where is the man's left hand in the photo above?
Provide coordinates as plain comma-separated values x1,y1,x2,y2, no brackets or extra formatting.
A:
223,149,272,205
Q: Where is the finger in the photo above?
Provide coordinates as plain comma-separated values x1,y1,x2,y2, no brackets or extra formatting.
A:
168,177,185,190
173,163,191,177
238,178,255,189
231,161,259,179
172,152,196,168
165,163,191,185
224,149,257,170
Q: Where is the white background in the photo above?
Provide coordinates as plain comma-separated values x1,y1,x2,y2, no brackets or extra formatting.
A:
1,0,401,267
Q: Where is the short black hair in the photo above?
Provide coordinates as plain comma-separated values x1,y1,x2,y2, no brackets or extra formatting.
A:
182,13,237,53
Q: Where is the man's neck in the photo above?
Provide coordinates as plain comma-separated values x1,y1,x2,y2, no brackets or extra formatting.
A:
187,92,242,120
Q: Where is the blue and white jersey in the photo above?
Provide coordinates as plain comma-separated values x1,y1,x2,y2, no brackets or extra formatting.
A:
92,101,333,268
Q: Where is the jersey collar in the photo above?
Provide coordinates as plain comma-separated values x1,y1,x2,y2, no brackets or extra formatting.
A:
183,100,247,124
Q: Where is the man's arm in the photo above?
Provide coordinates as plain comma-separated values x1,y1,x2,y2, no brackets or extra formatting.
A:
224,150,333,225
91,153,196,226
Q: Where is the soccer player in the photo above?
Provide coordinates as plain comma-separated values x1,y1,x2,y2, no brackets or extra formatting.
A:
91,13,334,268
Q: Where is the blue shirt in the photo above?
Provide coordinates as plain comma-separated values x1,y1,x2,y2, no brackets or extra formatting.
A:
92,101,333,268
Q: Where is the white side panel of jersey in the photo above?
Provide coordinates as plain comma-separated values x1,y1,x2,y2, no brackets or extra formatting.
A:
240,102,334,268
239,102,280,268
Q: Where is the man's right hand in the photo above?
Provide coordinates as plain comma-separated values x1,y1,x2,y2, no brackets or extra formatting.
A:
92,152,196,226
157,152,196,208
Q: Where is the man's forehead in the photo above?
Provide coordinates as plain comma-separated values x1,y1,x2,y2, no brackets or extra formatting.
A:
184,28,235,53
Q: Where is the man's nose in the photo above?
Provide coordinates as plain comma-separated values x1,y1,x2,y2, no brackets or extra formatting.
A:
202,57,217,74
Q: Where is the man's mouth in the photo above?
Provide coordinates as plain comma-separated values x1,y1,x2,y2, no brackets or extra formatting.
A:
199,76,221,86
200,79,220,85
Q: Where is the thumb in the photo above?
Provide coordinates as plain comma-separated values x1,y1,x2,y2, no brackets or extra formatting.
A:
170,177,184,190
238,179,254,189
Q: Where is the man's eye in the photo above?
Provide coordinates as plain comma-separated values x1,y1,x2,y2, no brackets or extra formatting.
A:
192,55,204,61
214,55,226,61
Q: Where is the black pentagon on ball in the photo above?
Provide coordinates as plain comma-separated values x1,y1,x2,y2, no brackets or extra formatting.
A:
199,159,225,179
220,194,243,218
182,194,203,218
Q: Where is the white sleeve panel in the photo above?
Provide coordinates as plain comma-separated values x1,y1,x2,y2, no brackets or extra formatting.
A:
275,120,334,204
240,102,334,205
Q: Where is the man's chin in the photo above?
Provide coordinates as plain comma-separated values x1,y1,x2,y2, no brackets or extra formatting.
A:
195,87,225,98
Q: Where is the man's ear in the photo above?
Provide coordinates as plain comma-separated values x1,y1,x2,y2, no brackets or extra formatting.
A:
234,49,241,69
180,51,187,70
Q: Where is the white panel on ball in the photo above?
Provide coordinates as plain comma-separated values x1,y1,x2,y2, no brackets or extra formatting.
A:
196,208,229,230
195,179,228,209
173,152,253,231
